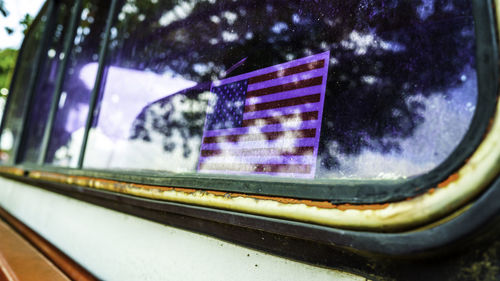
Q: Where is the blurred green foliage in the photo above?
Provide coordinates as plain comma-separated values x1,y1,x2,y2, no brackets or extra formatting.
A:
0,0,32,92
0,48,18,91
20,14,33,35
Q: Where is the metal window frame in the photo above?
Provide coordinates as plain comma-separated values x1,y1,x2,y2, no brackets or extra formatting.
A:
2,163,500,280
38,0,84,165
0,1,53,165
12,0,58,164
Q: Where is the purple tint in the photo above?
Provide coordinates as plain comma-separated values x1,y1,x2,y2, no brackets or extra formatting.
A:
245,85,324,106
199,155,314,165
199,52,329,178
321,69,477,179
205,80,248,131
246,69,326,92
21,0,73,163
45,0,112,167
200,138,318,151
203,120,319,137
88,65,196,141
242,103,322,120
197,168,315,179
81,0,478,180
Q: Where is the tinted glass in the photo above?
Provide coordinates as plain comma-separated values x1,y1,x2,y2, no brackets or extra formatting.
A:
45,0,111,167
84,0,477,180
20,0,73,163
0,5,48,164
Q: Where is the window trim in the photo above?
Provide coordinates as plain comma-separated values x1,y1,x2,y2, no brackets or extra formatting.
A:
12,0,58,164
1,164,500,278
38,0,84,165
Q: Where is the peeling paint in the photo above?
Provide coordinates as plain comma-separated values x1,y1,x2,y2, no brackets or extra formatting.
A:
0,167,24,177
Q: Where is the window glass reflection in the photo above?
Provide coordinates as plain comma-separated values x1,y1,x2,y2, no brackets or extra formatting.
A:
20,0,72,163
84,0,478,179
0,5,47,164
45,0,111,167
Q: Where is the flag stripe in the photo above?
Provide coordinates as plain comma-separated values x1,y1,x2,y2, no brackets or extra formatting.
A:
202,128,316,144
199,163,312,174
242,111,318,127
203,120,318,137
247,68,326,92
200,146,315,157
243,103,321,120
199,155,313,165
246,76,323,98
248,59,325,84
245,85,323,106
244,93,321,113
200,138,318,150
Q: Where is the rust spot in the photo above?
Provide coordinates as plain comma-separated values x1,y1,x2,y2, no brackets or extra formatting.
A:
335,203,389,211
22,170,395,211
172,187,198,194
486,115,495,137
0,166,25,177
0,168,469,212
227,193,339,209
437,173,460,188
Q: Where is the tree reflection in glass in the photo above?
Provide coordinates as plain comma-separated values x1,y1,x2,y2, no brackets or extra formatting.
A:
45,0,111,167
82,0,477,180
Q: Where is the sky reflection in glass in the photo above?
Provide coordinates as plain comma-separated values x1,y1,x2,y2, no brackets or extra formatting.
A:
82,0,478,180
46,0,111,167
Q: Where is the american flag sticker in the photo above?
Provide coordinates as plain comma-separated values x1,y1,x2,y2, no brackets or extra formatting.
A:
197,51,330,178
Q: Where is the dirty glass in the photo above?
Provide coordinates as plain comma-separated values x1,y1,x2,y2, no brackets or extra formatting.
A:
45,0,111,167
20,0,73,164
0,5,48,164
84,0,478,180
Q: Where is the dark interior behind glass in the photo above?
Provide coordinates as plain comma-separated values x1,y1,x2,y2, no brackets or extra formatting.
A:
45,0,111,167
20,0,73,163
81,0,477,180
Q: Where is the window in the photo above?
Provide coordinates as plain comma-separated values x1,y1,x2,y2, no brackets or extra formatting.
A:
45,0,113,167
20,0,73,163
0,4,49,164
77,0,481,184
0,0,498,203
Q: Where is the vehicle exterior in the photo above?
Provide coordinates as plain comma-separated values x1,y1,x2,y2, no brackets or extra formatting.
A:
0,0,499,280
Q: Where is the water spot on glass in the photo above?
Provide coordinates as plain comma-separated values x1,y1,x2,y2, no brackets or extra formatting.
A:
222,31,238,42
223,11,238,25
47,49,56,58
271,22,288,34
417,0,435,20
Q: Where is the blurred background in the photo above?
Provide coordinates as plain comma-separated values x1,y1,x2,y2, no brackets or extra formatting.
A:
0,0,44,119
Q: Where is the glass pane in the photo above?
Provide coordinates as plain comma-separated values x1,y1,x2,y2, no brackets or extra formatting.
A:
0,5,48,164
84,0,478,180
45,0,111,167
20,0,73,163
